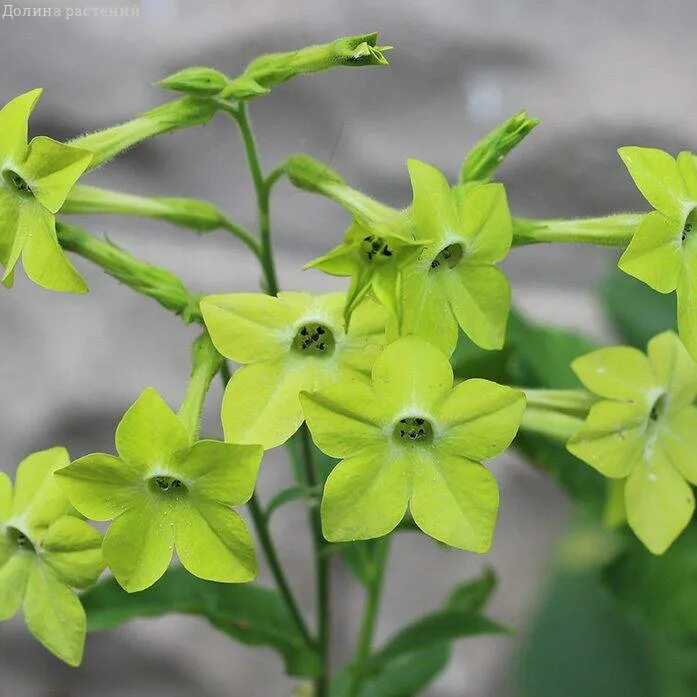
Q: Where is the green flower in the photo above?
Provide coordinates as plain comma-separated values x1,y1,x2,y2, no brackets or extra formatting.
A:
617,147,697,359
301,336,525,551
0,89,92,292
567,331,697,554
398,159,513,356
202,291,386,450
0,447,104,666
56,388,262,592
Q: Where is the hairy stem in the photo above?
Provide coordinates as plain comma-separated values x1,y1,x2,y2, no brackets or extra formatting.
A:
522,388,596,415
512,214,643,247
349,538,390,697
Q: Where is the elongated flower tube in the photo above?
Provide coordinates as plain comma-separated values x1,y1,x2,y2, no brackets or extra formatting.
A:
0,89,92,292
202,291,386,449
302,336,525,551
56,388,262,592
0,447,104,666
616,147,697,361
567,331,697,554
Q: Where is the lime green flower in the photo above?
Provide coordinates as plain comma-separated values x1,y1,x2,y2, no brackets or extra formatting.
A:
56,388,262,592
201,291,386,450
301,336,525,551
287,155,425,325
0,447,104,666
567,331,697,554
399,159,513,356
617,147,697,359
0,89,92,292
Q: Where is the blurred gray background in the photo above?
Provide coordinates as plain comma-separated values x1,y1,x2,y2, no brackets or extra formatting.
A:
0,0,694,694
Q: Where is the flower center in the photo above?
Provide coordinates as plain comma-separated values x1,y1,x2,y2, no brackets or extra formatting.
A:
360,235,393,263
649,394,668,422
393,416,433,445
682,209,697,242
6,526,35,552
2,169,33,197
149,476,186,494
292,322,335,357
430,243,463,270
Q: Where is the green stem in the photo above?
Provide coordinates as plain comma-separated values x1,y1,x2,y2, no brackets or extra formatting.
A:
349,538,390,697
234,102,280,295
178,334,222,440
512,214,643,247
520,407,585,442
522,388,596,415
56,221,203,324
218,362,315,649
300,424,331,697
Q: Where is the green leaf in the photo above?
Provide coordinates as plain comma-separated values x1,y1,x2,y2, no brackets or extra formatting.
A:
446,566,497,613
264,485,317,521
82,568,320,677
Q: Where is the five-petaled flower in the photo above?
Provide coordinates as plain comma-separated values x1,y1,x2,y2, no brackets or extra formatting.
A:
201,291,386,450
56,388,262,593
398,159,513,356
567,330,697,554
617,147,697,360
0,89,92,292
0,447,104,666
301,336,525,551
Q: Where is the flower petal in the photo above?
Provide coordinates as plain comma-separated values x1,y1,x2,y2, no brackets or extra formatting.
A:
647,330,697,410
301,383,384,459
201,292,306,363
571,346,657,402
12,447,73,537
437,379,525,460
339,299,386,375
222,360,310,450
677,247,697,361
407,159,458,246
566,401,647,479
618,211,683,293
174,500,256,583
0,552,32,620
400,266,458,356
20,136,92,213
178,440,263,506
677,151,697,199
115,388,190,472
24,562,86,667
410,452,499,552
320,450,409,542
444,263,510,351
0,89,42,162
103,495,175,592
625,448,694,555
456,183,512,264
0,187,22,283
42,516,104,589
55,453,146,521
618,146,690,219
21,206,88,293
0,471,11,520
372,336,453,414
305,236,357,276
659,406,697,484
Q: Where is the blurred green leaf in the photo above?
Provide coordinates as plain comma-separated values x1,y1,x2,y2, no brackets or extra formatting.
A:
446,566,497,614
82,568,319,677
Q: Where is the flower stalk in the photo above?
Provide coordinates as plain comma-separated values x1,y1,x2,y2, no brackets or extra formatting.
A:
512,214,643,247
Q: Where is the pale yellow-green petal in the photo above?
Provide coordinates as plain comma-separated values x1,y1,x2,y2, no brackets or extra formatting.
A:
618,211,683,293
0,89,42,162
658,406,697,484
437,379,525,460
571,346,657,403
0,187,22,283
0,552,32,620
647,330,697,410
625,448,694,555
567,401,647,479
372,336,453,414
407,159,458,246
115,388,190,472
320,449,409,542
175,500,256,583
676,250,697,362
444,263,510,351
677,151,697,199
0,472,11,520
410,451,499,552
457,183,512,264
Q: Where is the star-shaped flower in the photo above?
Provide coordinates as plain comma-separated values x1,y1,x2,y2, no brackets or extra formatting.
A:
301,336,525,551
201,291,386,449
617,147,697,359
398,159,513,356
567,330,697,554
0,89,92,292
56,388,262,592
0,447,104,666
